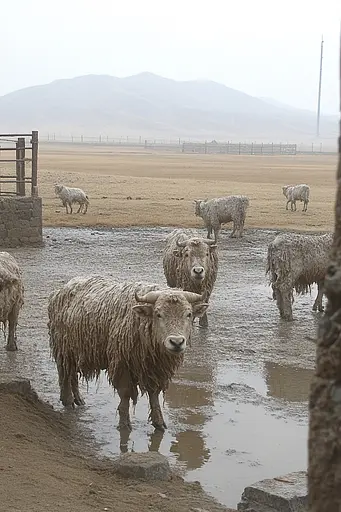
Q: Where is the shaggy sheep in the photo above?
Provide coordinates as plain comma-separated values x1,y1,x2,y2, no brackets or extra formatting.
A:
0,252,24,351
54,183,89,214
266,232,333,321
162,228,218,328
282,184,310,212
194,195,250,241
48,277,208,431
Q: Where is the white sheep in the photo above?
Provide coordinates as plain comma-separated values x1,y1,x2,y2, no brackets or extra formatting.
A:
266,232,333,320
48,277,208,431
282,184,310,212
54,183,89,214
194,195,250,241
0,252,24,351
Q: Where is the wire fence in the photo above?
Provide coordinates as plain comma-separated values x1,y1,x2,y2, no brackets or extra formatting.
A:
39,133,338,155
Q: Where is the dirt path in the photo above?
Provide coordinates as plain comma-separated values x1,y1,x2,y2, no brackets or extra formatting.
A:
0,387,231,512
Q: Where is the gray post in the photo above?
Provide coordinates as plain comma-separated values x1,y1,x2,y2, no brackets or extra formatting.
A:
31,131,38,196
16,137,26,196
308,35,341,511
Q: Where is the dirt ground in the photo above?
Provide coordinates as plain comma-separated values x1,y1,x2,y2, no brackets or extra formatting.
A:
0,388,230,512
0,226,319,510
27,144,337,231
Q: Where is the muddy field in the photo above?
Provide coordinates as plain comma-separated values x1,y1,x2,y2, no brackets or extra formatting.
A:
0,226,318,508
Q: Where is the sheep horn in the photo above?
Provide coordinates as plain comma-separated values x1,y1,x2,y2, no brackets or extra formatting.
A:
135,290,162,304
202,239,217,246
176,239,187,248
181,291,204,303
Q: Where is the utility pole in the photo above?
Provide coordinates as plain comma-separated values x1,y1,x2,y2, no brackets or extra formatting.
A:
316,35,324,138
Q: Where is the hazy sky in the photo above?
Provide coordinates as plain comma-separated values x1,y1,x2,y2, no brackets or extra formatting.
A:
1,0,339,114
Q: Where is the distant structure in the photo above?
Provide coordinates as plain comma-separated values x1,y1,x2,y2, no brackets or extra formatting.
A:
316,35,324,138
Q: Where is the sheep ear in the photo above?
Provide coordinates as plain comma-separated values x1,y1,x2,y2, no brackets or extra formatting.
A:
173,249,181,257
132,305,153,317
192,303,209,317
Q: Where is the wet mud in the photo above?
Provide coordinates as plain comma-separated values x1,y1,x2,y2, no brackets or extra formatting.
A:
0,227,318,508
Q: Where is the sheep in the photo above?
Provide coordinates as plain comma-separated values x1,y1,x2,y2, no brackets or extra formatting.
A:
194,195,250,241
162,228,218,328
282,184,310,212
266,232,333,321
54,183,89,214
48,277,208,431
0,252,24,351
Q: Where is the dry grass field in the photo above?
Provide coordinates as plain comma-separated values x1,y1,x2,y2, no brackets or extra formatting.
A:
9,144,340,231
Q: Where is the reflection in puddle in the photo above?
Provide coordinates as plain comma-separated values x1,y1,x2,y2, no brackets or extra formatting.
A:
265,361,314,402
0,227,316,509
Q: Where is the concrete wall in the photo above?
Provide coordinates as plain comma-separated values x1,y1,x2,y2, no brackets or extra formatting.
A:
0,196,43,247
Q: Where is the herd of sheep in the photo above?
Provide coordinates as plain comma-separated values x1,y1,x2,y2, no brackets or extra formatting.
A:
0,180,332,431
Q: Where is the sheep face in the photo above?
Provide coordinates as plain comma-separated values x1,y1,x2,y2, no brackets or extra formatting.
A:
132,291,208,354
174,239,216,284
54,184,64,195
193,199,207,216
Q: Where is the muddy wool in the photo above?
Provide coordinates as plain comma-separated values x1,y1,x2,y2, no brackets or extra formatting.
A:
48,277,207,430
194,195,250,241
162,228,218,327
0,252,24,351
266,232,333,321
54,183,89,214
282,184,310,212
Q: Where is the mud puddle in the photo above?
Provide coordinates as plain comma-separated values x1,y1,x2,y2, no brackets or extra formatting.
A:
0,227,318,508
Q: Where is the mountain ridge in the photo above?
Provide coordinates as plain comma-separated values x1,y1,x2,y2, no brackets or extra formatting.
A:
0,73,337,141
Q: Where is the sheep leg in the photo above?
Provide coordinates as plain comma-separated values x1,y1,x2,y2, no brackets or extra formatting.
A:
58,361,75,408
83,203,88,214
5,307,18,351
313,283,324,312
286,200,290,210
276,288,293,321
147,390,167,431
76,204,82,214
213,226,220,243
230,222,237,238
71,372,85,406
207,225,213,239
116,368,133,430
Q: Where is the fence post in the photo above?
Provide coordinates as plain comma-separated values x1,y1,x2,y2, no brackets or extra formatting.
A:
204,141,207,154
15,137,26,196
31,131,38,196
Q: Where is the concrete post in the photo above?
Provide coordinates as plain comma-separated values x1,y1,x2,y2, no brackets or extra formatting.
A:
308,37,341,512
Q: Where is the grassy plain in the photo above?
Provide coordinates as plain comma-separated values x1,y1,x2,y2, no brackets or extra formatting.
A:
32,144,338,232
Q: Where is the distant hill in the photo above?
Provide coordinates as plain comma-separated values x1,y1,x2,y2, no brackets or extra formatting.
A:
0,72,338,141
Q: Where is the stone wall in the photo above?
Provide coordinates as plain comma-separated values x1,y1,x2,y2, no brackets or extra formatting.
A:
0,196,43,247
